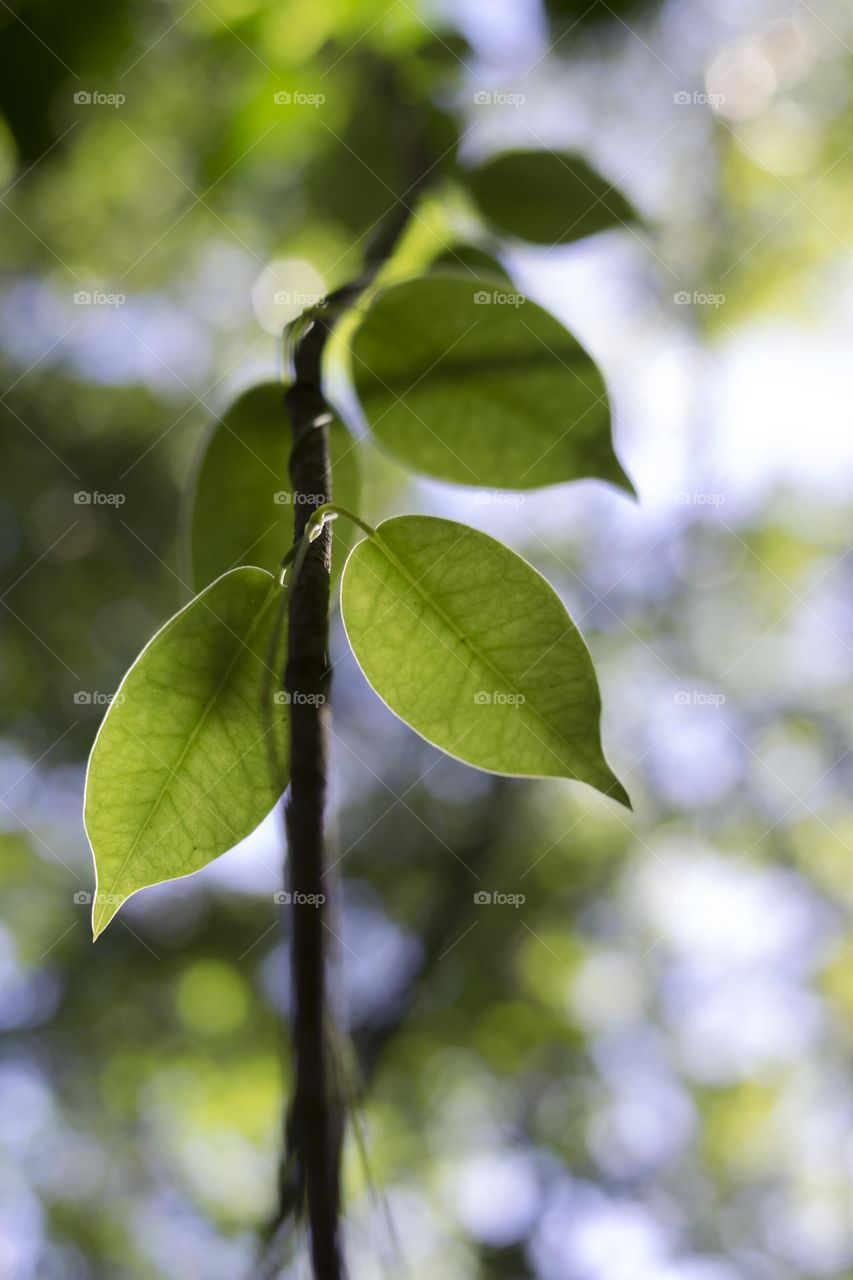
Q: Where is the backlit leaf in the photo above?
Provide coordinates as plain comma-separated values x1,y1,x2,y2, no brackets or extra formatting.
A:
463,149,640,245
186,383,360,590
349,276,631,493
341,515,628,804
85,567,288,938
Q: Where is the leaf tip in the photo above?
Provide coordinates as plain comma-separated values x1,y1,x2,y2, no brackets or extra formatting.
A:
588,754,631,811
606,775,632,811
620,474,639,503
91,892,123,941
608,457,638,502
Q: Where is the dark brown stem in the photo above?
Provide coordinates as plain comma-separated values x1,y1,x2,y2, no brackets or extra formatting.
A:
278,55,439,1280
284,323,343,1280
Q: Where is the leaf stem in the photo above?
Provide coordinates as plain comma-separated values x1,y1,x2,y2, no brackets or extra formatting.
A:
276,539,304,587
306,504,377,543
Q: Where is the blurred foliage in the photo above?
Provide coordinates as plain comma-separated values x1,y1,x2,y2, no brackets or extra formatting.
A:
1,0,853,1277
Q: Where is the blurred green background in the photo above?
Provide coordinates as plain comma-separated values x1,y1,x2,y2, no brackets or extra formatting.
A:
1,0,853,1276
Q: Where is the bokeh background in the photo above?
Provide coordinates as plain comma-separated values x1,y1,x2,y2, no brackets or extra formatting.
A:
2,0,853,1276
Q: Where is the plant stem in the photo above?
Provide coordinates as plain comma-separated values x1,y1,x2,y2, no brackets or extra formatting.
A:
280,56,436,1280
284,319,343,1280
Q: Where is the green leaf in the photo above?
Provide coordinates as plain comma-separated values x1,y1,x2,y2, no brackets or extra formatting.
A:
463,150,640,245
186,383,361,590
349,276,632,493
341,516,628,805
85,567,288,938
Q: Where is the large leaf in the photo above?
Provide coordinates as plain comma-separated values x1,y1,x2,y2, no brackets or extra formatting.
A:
349,276,631,493
186,383,360,590
85,567,288,938
341,516,628,804
463,150,639,245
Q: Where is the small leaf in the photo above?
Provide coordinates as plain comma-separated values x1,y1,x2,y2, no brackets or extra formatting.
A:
350,276,631,493
85,568,288,938
186,383,360,590
463,150,640,245
341,516,628,805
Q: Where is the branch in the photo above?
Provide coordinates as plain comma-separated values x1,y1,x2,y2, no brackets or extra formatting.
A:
278,60,437,1280
284,340,341,1280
